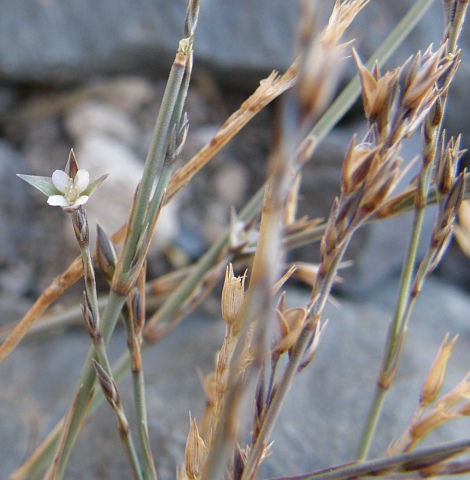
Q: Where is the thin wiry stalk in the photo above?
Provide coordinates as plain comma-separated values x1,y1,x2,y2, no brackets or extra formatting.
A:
241,242,349,480
357,1,468,459
93,359,144,480
43,385,92,480
203,96,295,477
126,268,158,480
71,209,144,478
72,207,112,374
53,291,127,480
119,50,189,275
263,438,470,480
46,10,197,477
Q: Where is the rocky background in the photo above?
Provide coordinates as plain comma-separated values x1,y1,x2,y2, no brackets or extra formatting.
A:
1,1,470,479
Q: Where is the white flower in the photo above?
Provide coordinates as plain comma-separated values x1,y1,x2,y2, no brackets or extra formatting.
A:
17,149,108,213
48,169,90,208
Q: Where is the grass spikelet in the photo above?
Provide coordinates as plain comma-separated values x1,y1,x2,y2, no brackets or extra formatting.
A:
184,413,208,480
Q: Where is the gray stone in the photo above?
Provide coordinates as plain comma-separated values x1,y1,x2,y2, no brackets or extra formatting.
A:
0,0,296,88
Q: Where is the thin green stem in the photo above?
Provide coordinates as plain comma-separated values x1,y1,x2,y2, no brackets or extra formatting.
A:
120,429,144,480
54,291,126,480
121,50,188,273
132,370,157,480
355,380,387,461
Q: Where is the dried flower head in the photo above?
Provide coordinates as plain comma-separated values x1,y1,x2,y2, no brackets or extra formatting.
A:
420,333,458,408
17,149,108,213
185,413,207,480
221,263,246,329
273,306,306,356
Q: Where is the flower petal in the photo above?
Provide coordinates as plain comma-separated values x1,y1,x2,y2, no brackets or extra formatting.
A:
51,170,70,193
74,195,89,206
74,169,90,193
47,195,69,207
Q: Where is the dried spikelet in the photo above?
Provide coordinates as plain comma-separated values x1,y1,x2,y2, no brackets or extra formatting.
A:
291,262,319,287
436,134,460,197
409,408,449,442
199,369,217,407
185,413,208,480
321,0,370,48
436,373,470,411
390,369,470,454
271,266,297,295
402,44,450,111
273,307,306,356
176,465,190,480
359,159,401,215
340,138,379,195
298,0,370,118
221,263,246,329
284,173,301,225
456,399,470,416
454,201,470,257
420,333,458,408
354,51,401,124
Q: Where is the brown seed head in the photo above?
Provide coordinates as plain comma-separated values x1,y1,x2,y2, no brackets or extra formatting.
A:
420,333,458,407
354,51,400,124
221,263,246,329
185,414,207,480
341,141,379,196
409,408,449,441
273,307,306,355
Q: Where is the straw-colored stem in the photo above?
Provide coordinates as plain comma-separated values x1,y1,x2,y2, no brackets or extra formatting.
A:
242,243,349,480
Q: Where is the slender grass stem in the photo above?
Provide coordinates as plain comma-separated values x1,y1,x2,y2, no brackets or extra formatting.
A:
264,438,470,480
132,370,157,480
54,291,127,479
120,46,189,274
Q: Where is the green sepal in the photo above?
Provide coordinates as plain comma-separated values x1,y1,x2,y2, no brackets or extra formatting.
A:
83,174,109,197
16,174,61,197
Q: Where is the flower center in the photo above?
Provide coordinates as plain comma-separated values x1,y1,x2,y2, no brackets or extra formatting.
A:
63,179,80,204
